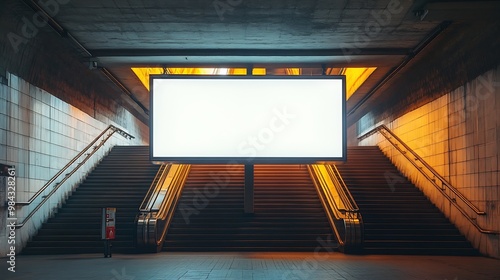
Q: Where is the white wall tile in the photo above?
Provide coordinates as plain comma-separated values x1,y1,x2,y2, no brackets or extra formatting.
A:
0,73,149,255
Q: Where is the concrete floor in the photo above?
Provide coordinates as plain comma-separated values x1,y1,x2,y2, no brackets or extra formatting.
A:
1,252,499,280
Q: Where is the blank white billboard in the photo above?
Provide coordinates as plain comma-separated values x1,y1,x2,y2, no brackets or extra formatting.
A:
150,76,346,163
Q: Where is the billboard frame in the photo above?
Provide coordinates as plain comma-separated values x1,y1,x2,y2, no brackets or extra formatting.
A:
149,74,346,164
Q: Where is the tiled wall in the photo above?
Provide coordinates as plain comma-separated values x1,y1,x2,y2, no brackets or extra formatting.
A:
0,73,149,255
356,65,500,258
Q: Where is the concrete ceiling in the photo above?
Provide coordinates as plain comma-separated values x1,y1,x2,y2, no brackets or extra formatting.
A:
17,0,500,123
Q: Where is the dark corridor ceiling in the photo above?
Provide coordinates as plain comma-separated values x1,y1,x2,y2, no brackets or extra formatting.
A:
8,0,500,124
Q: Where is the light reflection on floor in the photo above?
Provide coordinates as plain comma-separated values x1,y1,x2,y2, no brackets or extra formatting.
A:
2,252,499,280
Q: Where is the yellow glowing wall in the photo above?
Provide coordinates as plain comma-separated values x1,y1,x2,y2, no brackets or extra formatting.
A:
357,66,500,257
341,67,376,100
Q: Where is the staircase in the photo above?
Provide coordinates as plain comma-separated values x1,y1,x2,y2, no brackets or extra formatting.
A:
255,165,336,251
164,164,336,251
22,146,159,255
336,146,478,255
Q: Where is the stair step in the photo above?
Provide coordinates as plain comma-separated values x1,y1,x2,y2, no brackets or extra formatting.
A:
24,146,478,256
22,146,158,255
166,164,333,252
337,146,478,256
364,234,467,241
163,246,334,252
164,240,334,247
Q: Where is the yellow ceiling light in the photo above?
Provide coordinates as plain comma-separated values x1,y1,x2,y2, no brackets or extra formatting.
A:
285,68,301,75
252,68,266,75
131,67,163,91
341,67,377,100
167,68,228,75
131,67,375,99
228,68,247,75
132,67,250,90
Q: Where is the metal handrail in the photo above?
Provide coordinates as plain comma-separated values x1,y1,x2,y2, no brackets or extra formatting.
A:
326,165,359,213
309,165,345,247
15,125,134,228
359,124,499,234
136,164,191,252
139,163,171,211
152,165,189,249
308,164,363,253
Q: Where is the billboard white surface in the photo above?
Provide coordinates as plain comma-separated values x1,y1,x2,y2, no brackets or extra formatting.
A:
150,76,345,163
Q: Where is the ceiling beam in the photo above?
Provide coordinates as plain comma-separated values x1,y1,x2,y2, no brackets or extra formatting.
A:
90,48,410,58
419,1,500,21
347,20,452,119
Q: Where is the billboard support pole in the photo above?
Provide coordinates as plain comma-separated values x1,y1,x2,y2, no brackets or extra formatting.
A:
244,164,254,214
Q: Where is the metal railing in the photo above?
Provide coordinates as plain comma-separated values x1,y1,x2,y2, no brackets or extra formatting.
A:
139,163,172,211
326,164,359,213
308,164,363,253
359,124,498,234
136,164,191,252
15,125,134,228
